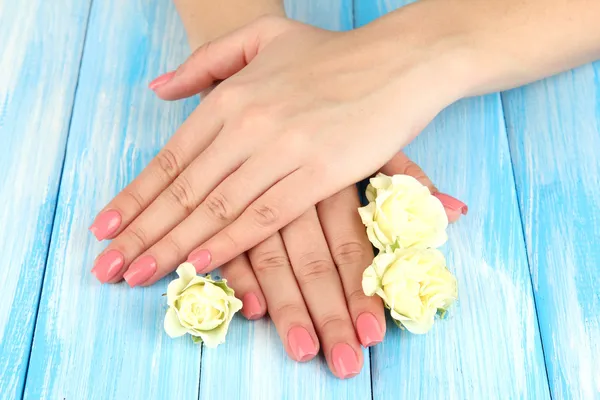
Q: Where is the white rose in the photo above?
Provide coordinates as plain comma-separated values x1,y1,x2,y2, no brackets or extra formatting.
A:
358,174,448,251
164,263,243,347
362,248,458,334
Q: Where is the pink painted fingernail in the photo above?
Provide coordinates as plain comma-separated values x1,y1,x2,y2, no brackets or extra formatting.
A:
89,210,122,241
242,293,263,320
356,312,383,347
123,255,157,287
149,71,176,90
434,193,468,215
91,250,124,283
331,343,360,379
187,249,212,272
287,326,317,362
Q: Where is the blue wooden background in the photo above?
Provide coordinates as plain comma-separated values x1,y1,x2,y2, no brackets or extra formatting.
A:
0,0,598,399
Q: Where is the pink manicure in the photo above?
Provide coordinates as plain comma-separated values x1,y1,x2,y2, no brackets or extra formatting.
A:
123,255,157,287
91,250,124,283
187,249,212,272
434,193,468,222
356,312,383,347
287,326,317,362
89,210,122,241
331,343,360,379
149,71,176,90
242,293,263,320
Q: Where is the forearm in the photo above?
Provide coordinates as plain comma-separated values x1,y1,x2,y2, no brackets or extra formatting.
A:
368,0,600,97
173,0,285,49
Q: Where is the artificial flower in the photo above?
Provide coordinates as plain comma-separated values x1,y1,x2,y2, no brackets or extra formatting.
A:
164,263,242,347
358,174,448,251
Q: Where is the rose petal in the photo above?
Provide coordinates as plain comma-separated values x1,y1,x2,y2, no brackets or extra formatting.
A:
164,307,188,338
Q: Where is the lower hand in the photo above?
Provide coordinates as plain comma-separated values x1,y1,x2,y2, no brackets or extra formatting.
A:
217,153,466,379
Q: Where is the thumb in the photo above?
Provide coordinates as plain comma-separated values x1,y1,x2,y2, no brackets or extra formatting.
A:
380,152,468,223
148,16,290,100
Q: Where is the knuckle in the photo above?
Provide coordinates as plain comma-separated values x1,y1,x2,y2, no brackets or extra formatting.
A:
210,84,242,109
163,234,183,261
271,302,305,321
252,250,290,274
296,256,335,285
123,226,149,250
123,188,145,210
346,287,368,306
251,204,279,228
283,130,310,156
234,105,274,131
204,191,233,222
167,176,196,214
155,148,183,180
332,241,369,268
317,313,347,335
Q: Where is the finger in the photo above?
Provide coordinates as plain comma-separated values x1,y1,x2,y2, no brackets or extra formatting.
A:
247,234,319,362
150,16,291,100
88,105,223,243
380,151,467,222
188,166,324,272
380,151,437,192
220,253,266,320
100,126,252,285
317,186,385,348
125,141,299,286
281,208,363,379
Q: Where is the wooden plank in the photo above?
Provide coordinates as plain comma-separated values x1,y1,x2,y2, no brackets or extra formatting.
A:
354,1,551,398
502,63,600,399
197,1,372,399
0,1,92,398
22,0,202,399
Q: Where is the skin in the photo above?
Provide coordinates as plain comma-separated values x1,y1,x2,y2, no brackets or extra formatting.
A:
90,0,600,378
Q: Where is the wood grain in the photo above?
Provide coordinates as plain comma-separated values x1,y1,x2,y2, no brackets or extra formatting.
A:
23,0,201,399
0,1,91,398
355,1,551,398
198,1,372,399
502,63,600,399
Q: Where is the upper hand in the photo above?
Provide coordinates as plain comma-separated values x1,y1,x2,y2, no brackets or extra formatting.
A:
89,15,462,286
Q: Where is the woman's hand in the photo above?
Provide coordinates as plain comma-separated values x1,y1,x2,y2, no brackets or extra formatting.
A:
89,15,467,287
216,153,465,379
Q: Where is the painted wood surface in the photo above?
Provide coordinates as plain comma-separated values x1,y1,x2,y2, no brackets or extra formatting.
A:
0,1,92,398
502,63,600,399
355,1,551,399
22,0,201,399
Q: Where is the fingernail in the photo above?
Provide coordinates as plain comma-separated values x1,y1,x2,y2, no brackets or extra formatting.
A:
356,312,383,347
287,326,317,362
434,193,468,215
149,71,176,90
187,249,212,272
91,250,124,283
242,293,263,320
89,210,121,241
331,343,360,379
123,255,157,287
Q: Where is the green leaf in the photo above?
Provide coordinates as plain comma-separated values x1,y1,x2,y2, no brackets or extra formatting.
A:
191,335,203,344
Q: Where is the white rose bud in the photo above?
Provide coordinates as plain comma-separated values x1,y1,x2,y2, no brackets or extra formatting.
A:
164,263,243,347
362,248,458,334
358,174,448,251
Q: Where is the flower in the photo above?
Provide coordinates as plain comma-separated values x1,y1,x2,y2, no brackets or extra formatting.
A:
358,174,448,251
362,248,457,334
164,263,243,347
